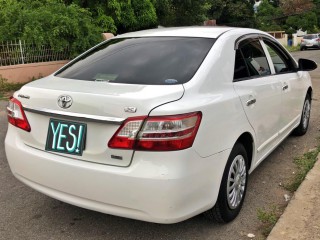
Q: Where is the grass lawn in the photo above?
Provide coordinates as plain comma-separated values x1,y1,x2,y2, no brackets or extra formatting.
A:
0,76,30,100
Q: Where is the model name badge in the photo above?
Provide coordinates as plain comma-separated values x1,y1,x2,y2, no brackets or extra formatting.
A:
111,155,123,160
124,107,137,113
18,94,30,99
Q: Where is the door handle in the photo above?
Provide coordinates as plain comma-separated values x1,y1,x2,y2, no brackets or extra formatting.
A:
246,98,256,106
282,84,289,91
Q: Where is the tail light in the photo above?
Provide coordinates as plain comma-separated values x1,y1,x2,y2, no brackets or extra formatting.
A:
7,97,31,132
317,38,320,42
108,112,202,151
108,116,146,149
301,39,304,42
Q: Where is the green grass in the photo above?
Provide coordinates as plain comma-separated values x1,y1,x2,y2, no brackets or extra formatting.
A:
257,205,282,237
257,143,320,237
285,147,320,192
0,76,26,92
0,75,33,100
284,45,300,52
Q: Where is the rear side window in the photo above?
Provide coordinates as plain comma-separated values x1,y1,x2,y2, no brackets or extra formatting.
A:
234,50,250,79
303,34,318,39
234,39,271,81
56,37,215,85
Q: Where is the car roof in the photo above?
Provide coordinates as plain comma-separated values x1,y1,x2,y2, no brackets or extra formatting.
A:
115,27,238,39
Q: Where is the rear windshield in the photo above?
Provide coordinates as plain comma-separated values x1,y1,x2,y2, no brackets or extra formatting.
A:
303,34,318,39
55,37,215,85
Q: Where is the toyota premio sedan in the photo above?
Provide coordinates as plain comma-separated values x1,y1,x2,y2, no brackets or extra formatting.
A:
5,27,317,224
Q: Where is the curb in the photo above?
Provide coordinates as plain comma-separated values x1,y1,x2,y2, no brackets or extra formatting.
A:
267,153,320,240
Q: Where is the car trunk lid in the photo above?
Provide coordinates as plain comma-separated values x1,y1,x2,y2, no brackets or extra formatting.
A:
14,76,184,167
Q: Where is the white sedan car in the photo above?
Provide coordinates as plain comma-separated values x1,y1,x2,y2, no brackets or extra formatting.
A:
5,27,317,224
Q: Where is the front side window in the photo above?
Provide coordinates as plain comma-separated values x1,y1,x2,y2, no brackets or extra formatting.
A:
234,39,271,81
264,40,296,74
56,37,216,85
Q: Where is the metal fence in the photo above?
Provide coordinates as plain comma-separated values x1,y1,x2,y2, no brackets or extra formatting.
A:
0,40,71,66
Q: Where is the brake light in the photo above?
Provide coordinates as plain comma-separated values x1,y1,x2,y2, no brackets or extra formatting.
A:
301,39,304,42
108,112,202,151
7,97,31,132
108,116,146,149
317,38,320,42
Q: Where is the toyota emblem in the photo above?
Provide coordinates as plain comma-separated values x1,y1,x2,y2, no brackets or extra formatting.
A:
58,95,73,109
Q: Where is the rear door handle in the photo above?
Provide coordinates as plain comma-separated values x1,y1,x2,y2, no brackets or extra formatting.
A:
246,98,256,106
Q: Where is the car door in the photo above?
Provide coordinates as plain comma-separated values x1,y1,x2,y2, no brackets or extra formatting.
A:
262,39,304,138
233,37,283,163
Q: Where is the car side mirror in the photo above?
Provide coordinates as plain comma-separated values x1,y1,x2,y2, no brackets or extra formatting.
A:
298,58,317,71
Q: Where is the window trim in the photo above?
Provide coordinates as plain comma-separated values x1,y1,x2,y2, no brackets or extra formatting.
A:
234,33,299,82
234,34,262,50
233,38,272,82
261,38,298,74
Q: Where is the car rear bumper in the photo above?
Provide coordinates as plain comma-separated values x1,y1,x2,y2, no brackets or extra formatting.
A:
5,125,229,223
301,43,320,48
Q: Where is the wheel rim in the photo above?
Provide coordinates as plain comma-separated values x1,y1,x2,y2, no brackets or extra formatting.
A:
302,99,311,130
227,155,247,210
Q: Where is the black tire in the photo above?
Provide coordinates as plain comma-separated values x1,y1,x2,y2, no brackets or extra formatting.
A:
204,143,248,223
292,94,311,136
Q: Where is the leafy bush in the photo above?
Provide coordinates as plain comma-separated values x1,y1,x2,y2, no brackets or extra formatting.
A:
68,0,158,34
0,0,116,56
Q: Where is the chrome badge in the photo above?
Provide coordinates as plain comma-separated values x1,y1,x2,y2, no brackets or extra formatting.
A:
124,107,137,113
58,95,73,109
18,94,30,99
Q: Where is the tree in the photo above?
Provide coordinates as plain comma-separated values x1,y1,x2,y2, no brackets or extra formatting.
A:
270,0,281,7
154,0,256,28
154,0,210,27
256,0,283,31
280,0,314,15
285,11,318,33
65,0,157,33
0,0,115,55
116,0,158,33
207,0,227,20
277,0,318,33
312,0,320,29
208,0,255,27
152,0,174,26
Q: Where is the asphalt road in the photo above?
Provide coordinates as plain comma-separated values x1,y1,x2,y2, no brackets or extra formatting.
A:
1,50,320,240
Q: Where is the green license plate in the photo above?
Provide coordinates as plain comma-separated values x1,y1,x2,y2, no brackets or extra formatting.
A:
45,119,87,156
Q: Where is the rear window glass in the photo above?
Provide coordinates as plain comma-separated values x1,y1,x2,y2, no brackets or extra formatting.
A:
303,34,318,39
55,37,215,85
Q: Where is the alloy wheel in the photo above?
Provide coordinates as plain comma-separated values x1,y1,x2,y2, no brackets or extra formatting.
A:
227,155,247,210
302,99,311,130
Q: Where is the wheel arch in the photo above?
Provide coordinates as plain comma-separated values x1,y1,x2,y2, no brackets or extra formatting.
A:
236,132,254,171
307,87,312,99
